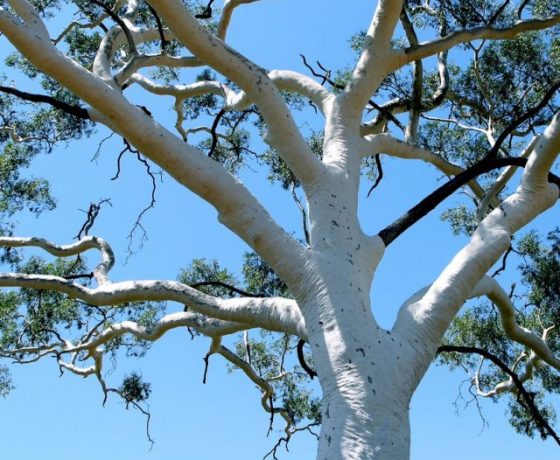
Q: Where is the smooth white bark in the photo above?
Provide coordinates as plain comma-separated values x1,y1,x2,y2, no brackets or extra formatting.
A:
394,113,560,378
1,2,559,459
0,5,310,289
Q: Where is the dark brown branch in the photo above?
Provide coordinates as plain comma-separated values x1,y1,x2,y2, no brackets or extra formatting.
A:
484,82,560,161
146,3,169,51
517,0,531,20
378,82,560,246
297,340,317,379
0,85,90,120
202,351,212,384
268,395,275,436
75,199,112,239
492,245,514,277
90,0,137,55
195,0,215,19
63,273,94,281
111,145,128,181
488,0,512,25
367,154,384,197
437,345,560,445
378,157,560,246
208,109,226,158
190,281,264,298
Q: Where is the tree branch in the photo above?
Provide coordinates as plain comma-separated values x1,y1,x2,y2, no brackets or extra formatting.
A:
341,0,404,115
0,5,310,288
397,15,560,67
392,113,560,375
437,344,560,445
361,133,490,202
0,235,306,337
378,156,558,246
0,85,90,120
147,0,325,189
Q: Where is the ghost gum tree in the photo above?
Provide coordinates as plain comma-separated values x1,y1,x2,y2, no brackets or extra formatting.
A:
1,0,560,458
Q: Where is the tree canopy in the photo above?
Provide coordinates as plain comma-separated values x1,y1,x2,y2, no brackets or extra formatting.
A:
0,1,559,459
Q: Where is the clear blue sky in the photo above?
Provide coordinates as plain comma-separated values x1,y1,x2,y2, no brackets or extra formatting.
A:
0,1,558,459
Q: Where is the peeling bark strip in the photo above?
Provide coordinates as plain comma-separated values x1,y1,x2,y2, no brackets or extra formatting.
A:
0,0,560,458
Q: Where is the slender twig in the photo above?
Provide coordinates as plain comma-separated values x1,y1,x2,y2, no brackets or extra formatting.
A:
208,109,226,158
75,199,112,239
191,280,264,298
367,154,384,197
290,182,310,245
488,0,512,25
492,245,517,277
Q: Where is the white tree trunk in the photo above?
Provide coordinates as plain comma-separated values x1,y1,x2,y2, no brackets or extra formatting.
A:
317,386,411,460
296,238,418,460
306,296,416,460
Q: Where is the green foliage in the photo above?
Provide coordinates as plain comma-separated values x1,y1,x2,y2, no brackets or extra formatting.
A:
508,392,557,439
0,252,165,366
0,365,13,398
442,229,560,438
519,229,560,323
178,258,237,297
0,0,559,448
179,256,320,426
64,28,102,69
233,333,321,425
262,131,323,190
441,205,478,236
242,252,291,298
119,372,152,406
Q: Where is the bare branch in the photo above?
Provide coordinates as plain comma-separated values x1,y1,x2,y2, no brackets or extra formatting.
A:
0,85,90,120
0,6,310,287
0,233,307,337
397,15,560,67
147,0,325,189
0,236,114,284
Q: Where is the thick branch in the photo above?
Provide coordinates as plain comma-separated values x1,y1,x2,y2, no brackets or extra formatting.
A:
0,236,113,284
397,15,560,67
378,156,559,246
147,0,324,189
361,134,490,202
0,6,309,287
393,114,560,370
130,70,333,114
469,276,560,370
0,272,307,338
341,0,404,115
